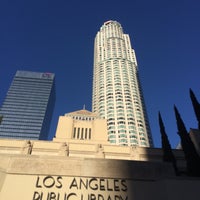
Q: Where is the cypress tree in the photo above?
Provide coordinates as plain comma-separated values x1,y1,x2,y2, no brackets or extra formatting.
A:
0,115,2,124
158,112,179,175
174,105,200,176
189,88,200,130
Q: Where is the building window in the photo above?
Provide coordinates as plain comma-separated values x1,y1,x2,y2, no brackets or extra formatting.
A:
73,127,76,138
85,128,88,139
89,128,91,139
81,128,84,139
77,128,80,139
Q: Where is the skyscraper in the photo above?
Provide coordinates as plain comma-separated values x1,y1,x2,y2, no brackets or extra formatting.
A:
92,20,153,147
0,70,55,140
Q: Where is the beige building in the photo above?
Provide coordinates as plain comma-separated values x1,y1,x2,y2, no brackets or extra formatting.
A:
0,109,199,199
54,109,108,144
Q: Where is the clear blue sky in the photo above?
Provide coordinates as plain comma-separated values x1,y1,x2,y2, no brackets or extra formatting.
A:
0,0,200,148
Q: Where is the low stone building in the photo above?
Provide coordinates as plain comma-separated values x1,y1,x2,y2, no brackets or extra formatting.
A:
0,110,199,199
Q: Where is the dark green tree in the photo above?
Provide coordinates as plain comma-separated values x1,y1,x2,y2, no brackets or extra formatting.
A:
174,105,200,176
158,112,179,175
189,88,200,130
0,115,2,124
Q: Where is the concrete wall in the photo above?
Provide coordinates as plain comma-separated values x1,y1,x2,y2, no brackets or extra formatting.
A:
0,139,185,165
0,138,198,200
0,153,199,200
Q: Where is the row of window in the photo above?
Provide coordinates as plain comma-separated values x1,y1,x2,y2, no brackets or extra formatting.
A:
0,132,39,139
96,65,136,76
3,99,48,105
14,77,53,84
5,96,48,102
0,110,45,116
0,114,44,120
0,116,42,122
0,127,40,133
9,85,51,91
66,115,96,121
2,104,46,110
108,137,146,146
2,121,42,126
73,127,92,140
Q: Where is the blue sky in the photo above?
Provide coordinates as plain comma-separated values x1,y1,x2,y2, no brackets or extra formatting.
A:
0,0,200,148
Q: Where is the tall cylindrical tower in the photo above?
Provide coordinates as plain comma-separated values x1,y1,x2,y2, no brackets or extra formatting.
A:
92,20,153,147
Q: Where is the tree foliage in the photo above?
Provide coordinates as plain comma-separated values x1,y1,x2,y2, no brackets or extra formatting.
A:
174,105,200,176
190,88,200,129
158,112,179,175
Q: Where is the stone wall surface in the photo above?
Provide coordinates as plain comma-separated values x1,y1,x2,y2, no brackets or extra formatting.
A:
0,138,199,200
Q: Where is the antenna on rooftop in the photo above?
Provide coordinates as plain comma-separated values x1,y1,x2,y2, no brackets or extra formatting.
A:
83,104,86,110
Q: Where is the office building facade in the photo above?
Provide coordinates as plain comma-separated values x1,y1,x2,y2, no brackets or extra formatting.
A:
0,70,55,140
92,20,153,147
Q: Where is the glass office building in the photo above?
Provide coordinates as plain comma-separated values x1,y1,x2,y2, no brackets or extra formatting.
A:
92,21,153,147
0,70,55,140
